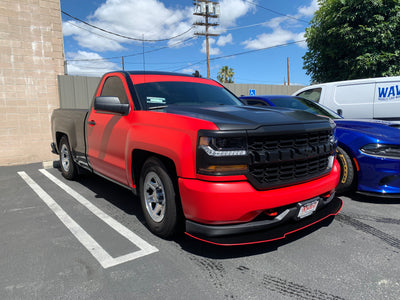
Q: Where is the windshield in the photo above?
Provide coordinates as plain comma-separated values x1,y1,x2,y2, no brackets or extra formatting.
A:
134,81,243,109
268,96,342,119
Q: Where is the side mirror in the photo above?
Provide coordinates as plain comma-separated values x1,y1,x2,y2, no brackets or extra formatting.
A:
94,97,130,114
337,109,343,116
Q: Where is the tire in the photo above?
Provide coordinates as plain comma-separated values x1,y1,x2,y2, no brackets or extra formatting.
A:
336,146,355,194
139,157,181,238
59,136,78,180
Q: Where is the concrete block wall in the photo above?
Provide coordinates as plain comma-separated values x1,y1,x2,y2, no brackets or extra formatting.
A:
0,0,64,165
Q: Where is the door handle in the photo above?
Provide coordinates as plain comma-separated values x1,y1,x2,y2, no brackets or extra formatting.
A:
88,120,96,126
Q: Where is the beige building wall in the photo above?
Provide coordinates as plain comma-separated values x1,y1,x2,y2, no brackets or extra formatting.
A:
0,0,64,165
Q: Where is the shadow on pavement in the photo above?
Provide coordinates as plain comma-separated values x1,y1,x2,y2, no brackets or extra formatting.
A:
51,165,340,259
173,216,336,259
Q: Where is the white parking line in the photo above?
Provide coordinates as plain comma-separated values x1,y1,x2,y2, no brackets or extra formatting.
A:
18,171,158,269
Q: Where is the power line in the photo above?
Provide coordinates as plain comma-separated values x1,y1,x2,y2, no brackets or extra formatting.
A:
61,10,194,42
225,21,270,31
210,40,306,61
244,1,309,24
65,21,125,43
172,40,306,72
64,21,159,48
66,36,198,62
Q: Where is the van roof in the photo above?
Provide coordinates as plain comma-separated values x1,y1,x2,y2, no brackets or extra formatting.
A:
304,76,400,88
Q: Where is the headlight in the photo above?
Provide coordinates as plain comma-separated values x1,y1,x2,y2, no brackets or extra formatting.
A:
199,136,247,156
197,131,249,175
360,144,400,159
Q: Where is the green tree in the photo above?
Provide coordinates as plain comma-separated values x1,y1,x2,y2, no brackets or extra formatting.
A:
303,0,400,83
217,66,235,83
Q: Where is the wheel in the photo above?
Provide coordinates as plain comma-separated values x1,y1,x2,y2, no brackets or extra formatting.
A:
59,136,78,180
139,157,182,238
336,146,355,194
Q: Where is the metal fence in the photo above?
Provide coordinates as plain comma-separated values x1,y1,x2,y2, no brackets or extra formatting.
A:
57,75,304,109
223,83,304,97
58,75,101,109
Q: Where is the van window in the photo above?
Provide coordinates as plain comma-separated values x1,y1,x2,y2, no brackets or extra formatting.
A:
296,88,322,102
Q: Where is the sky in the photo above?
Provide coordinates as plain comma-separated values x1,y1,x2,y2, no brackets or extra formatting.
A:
60,0,319,85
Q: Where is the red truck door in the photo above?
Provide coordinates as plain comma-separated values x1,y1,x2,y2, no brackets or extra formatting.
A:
86,73,133,186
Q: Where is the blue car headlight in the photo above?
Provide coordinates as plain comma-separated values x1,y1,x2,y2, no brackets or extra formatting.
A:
360,144,400,159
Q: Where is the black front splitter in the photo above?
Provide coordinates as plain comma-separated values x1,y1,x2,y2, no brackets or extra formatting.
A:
185,197,343,246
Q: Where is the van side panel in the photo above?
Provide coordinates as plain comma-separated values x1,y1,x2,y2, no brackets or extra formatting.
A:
374,81,400,120
333,83,375,118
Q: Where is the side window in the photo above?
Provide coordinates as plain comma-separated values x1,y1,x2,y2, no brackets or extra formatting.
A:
297,88,322,102
100,76,129,104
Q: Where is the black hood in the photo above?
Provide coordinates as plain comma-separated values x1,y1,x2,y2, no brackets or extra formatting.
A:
161,105,331,131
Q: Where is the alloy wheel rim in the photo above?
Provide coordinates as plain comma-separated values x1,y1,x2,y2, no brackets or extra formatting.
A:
60,144,70,172
143,171,166,223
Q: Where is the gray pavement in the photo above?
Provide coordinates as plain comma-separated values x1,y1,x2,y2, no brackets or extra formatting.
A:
1,163,399,299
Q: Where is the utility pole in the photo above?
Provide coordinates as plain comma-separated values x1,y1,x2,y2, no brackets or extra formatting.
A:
193,0,220,78
287,57,290,86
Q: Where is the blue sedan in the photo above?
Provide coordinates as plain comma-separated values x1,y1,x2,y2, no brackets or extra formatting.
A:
240,95,400,198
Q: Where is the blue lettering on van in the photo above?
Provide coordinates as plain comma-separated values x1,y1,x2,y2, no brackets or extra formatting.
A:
378,87,388,98
388,86,395,97
378,85,400,101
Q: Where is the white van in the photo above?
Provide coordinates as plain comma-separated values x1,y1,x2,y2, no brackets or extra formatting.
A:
293,76,400,120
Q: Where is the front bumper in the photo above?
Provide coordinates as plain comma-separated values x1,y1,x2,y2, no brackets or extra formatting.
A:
185,196,342,245
179,159,340,224
178,159,341,245
357,155,400,195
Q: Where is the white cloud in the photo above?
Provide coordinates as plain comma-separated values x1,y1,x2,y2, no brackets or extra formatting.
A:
218,0,254,28
65,51,120,76
201,38,221,55
63,0,257,61
180,67,195,74
63,0,193,52
63,22,127,52
217,34,233,46
243,28,299,50
298,0,319,17
193,0,251,55
241,0,316,50
295,32,307,48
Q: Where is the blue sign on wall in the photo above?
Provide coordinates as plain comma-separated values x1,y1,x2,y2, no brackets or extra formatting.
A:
249,89,256,96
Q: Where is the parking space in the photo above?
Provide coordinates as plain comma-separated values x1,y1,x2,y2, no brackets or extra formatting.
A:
1,163,399,299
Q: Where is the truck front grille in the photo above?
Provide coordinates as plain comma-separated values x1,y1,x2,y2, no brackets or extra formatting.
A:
247,130,334,189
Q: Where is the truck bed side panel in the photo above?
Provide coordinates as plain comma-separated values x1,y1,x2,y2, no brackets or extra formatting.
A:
51,108,89,163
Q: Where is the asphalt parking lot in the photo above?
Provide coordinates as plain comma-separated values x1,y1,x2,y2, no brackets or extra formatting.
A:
1,163,399,299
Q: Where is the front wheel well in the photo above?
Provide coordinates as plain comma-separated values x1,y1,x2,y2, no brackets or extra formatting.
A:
336,145,358,194
132,150,178,191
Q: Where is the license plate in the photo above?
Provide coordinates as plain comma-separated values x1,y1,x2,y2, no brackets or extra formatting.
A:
298,199,319,219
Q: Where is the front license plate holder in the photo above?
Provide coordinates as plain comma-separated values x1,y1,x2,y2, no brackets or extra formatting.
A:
297,198,319,219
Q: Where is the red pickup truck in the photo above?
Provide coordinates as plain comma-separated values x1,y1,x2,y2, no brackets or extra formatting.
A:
51,71,341,245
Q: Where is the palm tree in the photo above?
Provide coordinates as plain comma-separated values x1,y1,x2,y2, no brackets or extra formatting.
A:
217,66,234,83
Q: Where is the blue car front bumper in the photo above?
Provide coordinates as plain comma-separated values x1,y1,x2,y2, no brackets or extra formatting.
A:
357,154,400,197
